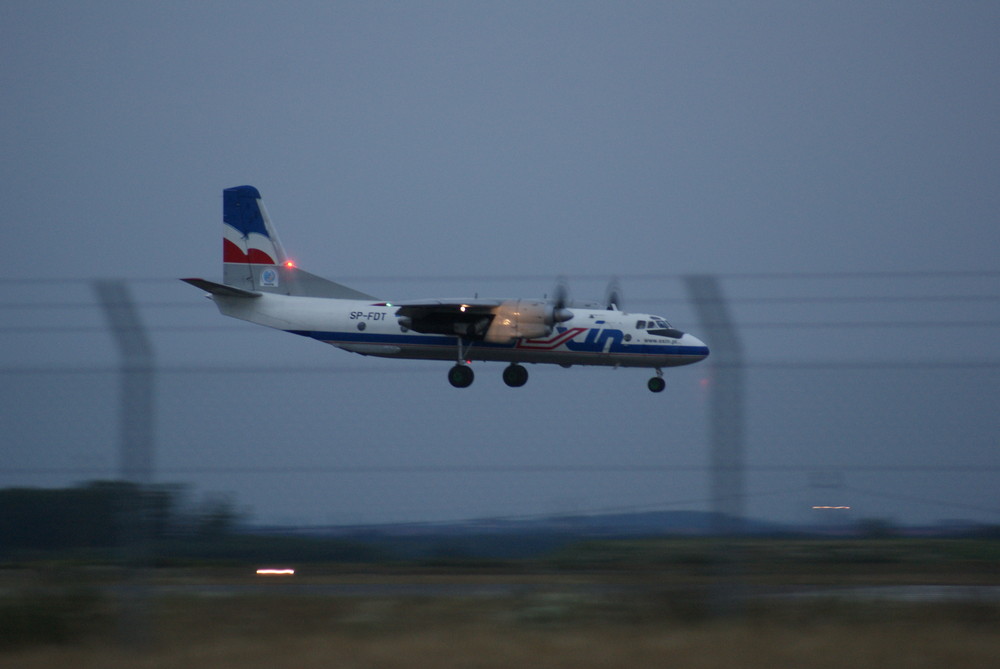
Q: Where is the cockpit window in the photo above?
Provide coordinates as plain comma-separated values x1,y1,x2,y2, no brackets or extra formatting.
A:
643,316,685,339
638,318,675,330
638,317,683,338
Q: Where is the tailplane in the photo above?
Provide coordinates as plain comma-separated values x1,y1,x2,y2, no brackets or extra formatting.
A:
219,185,375,300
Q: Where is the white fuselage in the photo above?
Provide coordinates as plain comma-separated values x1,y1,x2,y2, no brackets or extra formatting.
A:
211,293,709,369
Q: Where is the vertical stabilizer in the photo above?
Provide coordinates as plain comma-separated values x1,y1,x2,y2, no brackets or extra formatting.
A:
223,185,287,291
218,185,377,300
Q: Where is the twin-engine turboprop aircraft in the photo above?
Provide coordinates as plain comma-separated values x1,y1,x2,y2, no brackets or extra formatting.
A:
183,186,709,391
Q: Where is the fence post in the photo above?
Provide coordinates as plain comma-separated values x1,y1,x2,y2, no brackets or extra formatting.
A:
94,279,155,649
684,274,746,616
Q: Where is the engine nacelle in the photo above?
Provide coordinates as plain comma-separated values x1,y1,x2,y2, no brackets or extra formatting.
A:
484,300,572,343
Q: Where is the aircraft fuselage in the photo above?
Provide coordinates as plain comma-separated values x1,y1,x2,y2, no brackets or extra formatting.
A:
213,293,708,369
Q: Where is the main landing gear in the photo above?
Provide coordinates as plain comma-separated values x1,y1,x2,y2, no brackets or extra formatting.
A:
448,364,474,388
448,337,476,388
446,332,663,391
502,363,528,387
448,363,529,388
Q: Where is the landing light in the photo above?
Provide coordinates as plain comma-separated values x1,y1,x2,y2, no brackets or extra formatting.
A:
256,567,296,576
284,260,296,268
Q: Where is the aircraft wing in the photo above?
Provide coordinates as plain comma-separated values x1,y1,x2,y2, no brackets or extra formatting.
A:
395,299,502,339
395,298,568,343
393,298,504,309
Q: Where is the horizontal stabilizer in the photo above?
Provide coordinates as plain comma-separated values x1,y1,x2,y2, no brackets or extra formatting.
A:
181,278,261,298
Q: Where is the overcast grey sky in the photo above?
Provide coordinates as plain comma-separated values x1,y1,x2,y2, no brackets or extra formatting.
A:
2,1,998,527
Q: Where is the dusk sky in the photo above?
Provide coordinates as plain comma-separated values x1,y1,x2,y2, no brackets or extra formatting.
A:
3,1,998,527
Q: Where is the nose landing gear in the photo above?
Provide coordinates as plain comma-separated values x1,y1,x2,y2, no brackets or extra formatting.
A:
647,369,665,393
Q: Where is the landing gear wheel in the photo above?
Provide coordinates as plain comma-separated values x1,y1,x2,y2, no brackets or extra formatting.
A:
448,364,474,388
502,363,529,388
647,376,665,393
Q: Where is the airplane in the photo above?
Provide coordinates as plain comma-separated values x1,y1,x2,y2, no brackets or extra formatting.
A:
183,186,709,391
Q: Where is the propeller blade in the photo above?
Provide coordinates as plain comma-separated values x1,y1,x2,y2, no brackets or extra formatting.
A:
605,276,623,311
552,276,569,310
550,276,573,323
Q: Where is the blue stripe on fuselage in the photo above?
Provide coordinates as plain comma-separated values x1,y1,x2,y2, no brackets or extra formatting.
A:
286,328,707,358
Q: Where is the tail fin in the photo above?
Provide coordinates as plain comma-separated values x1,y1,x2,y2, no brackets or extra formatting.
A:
223,185,288,290
220,185,376,300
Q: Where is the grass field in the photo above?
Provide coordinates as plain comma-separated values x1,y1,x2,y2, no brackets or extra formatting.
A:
3,538,998,667
5,594,998,668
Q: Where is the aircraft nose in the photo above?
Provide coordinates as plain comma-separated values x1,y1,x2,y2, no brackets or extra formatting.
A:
684,334,710,360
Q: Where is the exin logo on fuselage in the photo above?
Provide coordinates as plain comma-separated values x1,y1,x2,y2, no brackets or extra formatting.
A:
516,326,623,353
515,327,586,350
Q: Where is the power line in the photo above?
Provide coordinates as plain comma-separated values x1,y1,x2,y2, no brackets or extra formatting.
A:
0,362,991,376
844,485,1000,516
721,360,1000,370
2,269,999,287
680,270,1000,281
7,319,1000,335
6,464,999,475
217,269,1000,283
741,320,1000,329
645,294,1000,305
6,467,996,518
4,294,1000,310
6,359,1000,375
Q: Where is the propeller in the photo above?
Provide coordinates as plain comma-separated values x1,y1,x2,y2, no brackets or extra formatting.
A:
549,276,573,323
604,276,623,311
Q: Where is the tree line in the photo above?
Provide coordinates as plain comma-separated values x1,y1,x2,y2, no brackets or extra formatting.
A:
0,481,239,555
